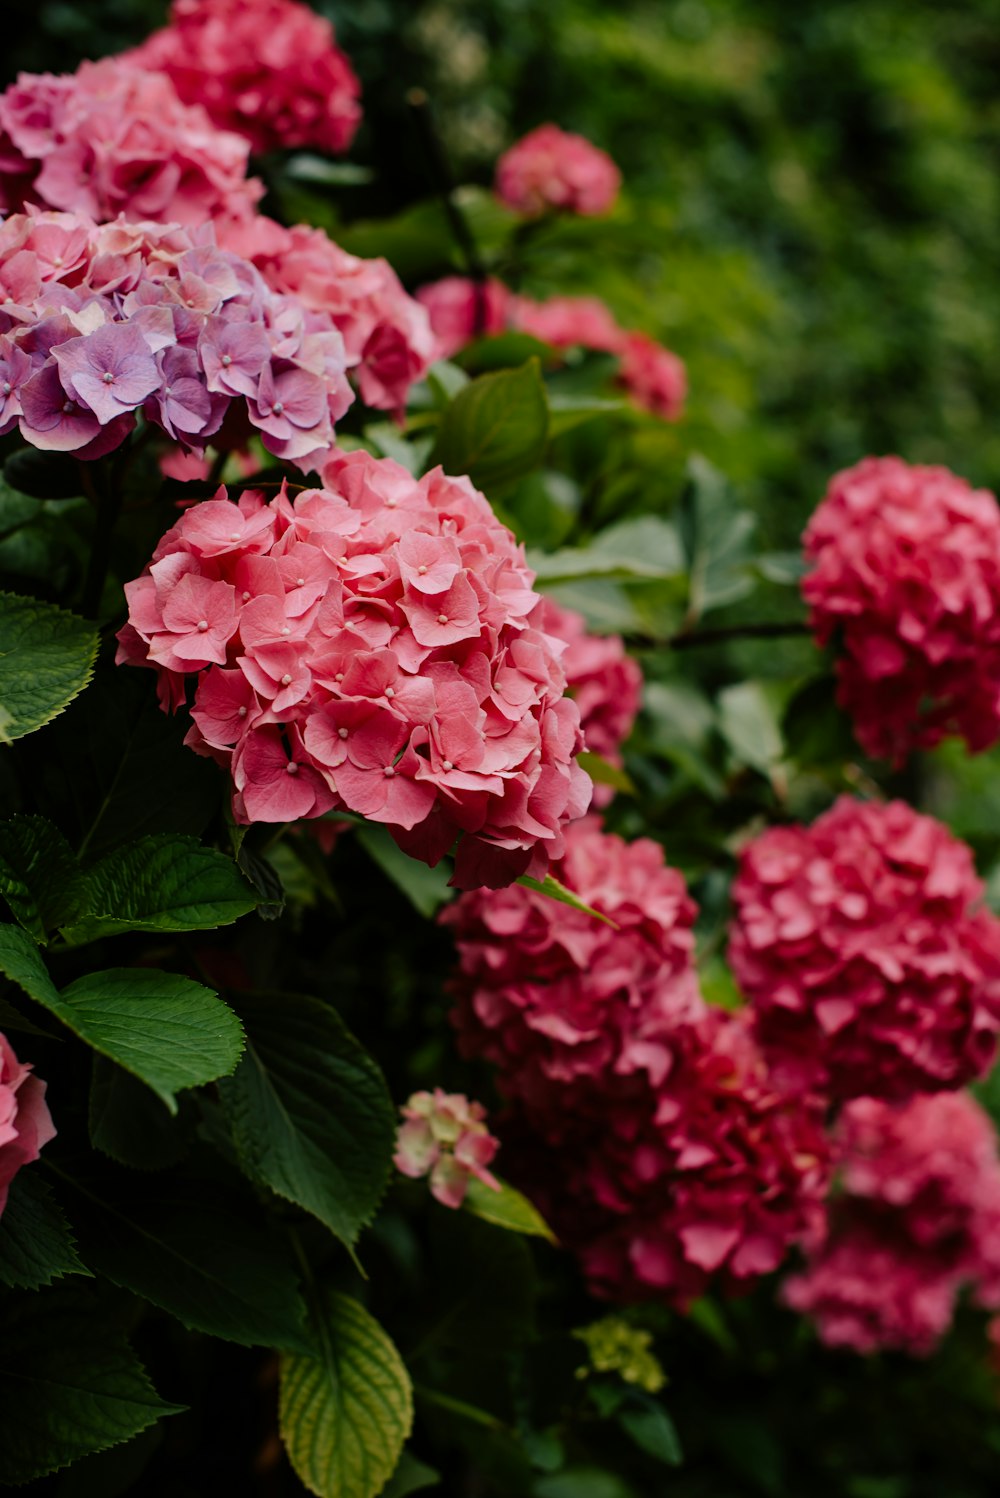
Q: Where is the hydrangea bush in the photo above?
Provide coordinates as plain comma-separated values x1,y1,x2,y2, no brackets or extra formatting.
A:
4,3,1000,1495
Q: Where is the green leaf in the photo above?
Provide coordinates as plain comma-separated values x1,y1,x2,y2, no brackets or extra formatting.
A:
219,991,395,1249
430,359,549,493
548,395,629,436
382,1452,442,1497
0,814,86,942
530,517,683,584
577,751,635,795
0,1288,182,1485
0,591,97,742
456,331,554,374
534,1469,637,1498
0,1171,88,1290
4,448,85,500
59,1170,311,1352
0,926,244,1112
617,1399,683,1467
356,823,452,918
89,1056,192,1171
717,681,785,776
63,834,259,943
678,456,756,620
279,1291,413,1498
517,874,619,930
463,1175,557,1243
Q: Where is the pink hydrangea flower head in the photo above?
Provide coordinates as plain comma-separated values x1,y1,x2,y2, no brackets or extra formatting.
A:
510,294,624,354
414,276,513,361
394,1088,500,1208
129,0,361,156
617,332,686,421
784,1090,1000,1355
0,58,263,226
495,124,621,218
803,456,1000,761
0,1032,56,1216
118,455,592,887
729,797,1000,1101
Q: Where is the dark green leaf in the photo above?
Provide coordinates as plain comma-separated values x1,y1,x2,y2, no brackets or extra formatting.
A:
0,814,86,941
219,990,395,1248
382,1452,442,1497
0,1171,88,1290
88,1056,191,1171
617,1399,683,1467
3,448,85,500
356,823,452,918
456,332,554,374
279,1290,413,1498
678,456,756,619
0,591,97,742
430,359,549,493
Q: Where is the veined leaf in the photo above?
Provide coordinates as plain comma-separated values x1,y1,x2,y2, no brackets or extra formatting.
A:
430,359,549,493
0,591,97,741
0,815,86,942
0,1172,88,1291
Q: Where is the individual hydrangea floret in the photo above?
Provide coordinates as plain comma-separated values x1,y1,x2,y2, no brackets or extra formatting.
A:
0,209,352,467
616,331,686,421
117,449,592,889
495,124,621,218
0,1032,55,1216
784,1092,1000,1355
803,455,1000,761
220,216,435,413
444,815,704,1122
729,797,1000,1101
394,1088,500,1209
0,58,262,227
129,0,361,157
414,276,512,362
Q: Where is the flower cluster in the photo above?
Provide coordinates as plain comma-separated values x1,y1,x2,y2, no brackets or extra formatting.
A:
0,1033,55,1217
445,817,829,1304
394,1088,500,1209
129,0,361,157
0,209,351,466
785,1092,1000,1355
117,449,591,888
415,275,686,421
803,456,1000,762
729,797,1000,1102
220,216,435,413
0,59,262,228
495,124,621,218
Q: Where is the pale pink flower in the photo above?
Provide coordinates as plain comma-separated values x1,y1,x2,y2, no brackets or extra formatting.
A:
0,1032,56,1216
394,1088,500,1209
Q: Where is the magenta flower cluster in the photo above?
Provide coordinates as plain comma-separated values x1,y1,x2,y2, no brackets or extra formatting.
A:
394,1088,500,1209
220,216,435,414
0,209,352,466
0,58,262,229
117,450,592,889
729,797,1000,1102
129,0,361,158
0,1032,55,1217
444,817,830,1305
785,1092,1000,1355
494,124,621,219
803,455,1000,762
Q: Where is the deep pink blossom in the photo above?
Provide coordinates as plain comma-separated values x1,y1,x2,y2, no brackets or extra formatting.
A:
495,124,621,218
394,1088,500,1209
803,456,1000,761
617,332,686,421
729,797,1000,1101
118,454,591,887
415,277,514,361
0,1032,56,1216
130,0,361,157
0,59,262,227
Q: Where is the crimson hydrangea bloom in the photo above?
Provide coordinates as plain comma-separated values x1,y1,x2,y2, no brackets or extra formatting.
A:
0,59,262,227
495,124,621,218
803,455,1000,761
729,797,1000,1101
0,1032,56,1216
130,0,361,157
0,209,352,467
394,1089,500,1209
118,450,592,889
785,1092,1000,1355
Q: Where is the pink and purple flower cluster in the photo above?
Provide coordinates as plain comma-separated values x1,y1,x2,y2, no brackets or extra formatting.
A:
0,1032,55,1217
0,58,262,229
129,0,361,158
495,124,621,219
729,797,1000,1103
394,1088,500,1209
803,455,1000,762
117,449,592,888
785,1092,1000,1355
0,208,352,466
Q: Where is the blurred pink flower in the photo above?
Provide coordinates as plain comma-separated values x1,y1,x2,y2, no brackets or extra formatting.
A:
394,1089,500,1209
495,124,621,218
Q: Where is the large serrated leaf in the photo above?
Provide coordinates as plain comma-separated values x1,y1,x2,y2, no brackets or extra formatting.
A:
279,1291,413,1498
0,815,87,942
219,991,395,1249
0,1171,88,1290
0,1288,181,1485
63,834,259,943
430,359,549,493
0,591,97,741
0,925,244,1112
